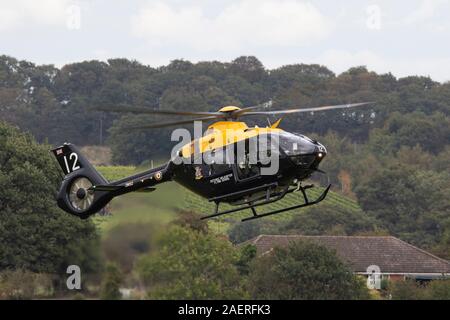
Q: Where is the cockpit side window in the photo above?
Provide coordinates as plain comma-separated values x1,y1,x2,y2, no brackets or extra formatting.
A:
233,138,261,180
277,132,316,155
206,148,232,176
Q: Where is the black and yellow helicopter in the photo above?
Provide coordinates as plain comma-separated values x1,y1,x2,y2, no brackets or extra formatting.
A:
51,102,372,222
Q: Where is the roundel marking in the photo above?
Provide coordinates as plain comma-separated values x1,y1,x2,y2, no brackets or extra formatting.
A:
154,171,163,181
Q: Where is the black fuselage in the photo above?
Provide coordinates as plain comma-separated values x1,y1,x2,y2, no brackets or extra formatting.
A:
171,132,326,203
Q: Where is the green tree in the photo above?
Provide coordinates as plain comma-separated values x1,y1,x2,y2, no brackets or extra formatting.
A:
102,223,156,273
0,270,39,299
228,219,281,244
432,222,450,259
282,203,377,236
268,63,334,95
369,111,450,155
248,241,369,299
433,145,450,172
171,210,209,234
354,164,450,246
100,262,123,300
427,280,450,300
387,279,450,300
235,244,257,276
0,122,100,273
107,114,174,165
389,279,426,300
229,56,266,84
136,226,247,299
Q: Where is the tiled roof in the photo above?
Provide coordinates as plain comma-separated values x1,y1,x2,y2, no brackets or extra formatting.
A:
242,235,450,274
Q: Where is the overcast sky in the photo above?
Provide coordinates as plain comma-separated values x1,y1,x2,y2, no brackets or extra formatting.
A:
1,0,449,82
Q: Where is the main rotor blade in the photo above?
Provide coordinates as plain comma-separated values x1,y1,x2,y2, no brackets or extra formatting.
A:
240,102,374,116
127,116,221,130
97,105,223,117
231,100,273,117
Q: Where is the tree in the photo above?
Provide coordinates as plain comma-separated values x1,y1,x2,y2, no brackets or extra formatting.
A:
308,131,361,188
282,203,377,236
228,219,281,244
235,244,257,276
387,279,450,300
102,223,156,273
0,270,53,299
432,222,450,259
427,280,450,300
229,56,266,84
107,114,174,165
228,220,263,244
248,241,369,299
136,226,247,299
355,164,450,246
0,122,100,273
370,111,450,155
171,210,209,234
388,279,426,300
100,262,123,300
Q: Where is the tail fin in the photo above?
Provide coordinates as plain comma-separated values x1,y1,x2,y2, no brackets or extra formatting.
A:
51,143,107,183
51,143,111,219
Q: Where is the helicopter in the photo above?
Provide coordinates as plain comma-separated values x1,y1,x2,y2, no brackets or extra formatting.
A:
51,102,372,222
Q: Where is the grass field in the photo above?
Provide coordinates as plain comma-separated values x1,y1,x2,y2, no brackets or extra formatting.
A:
94,166,363,236
94,166,184,235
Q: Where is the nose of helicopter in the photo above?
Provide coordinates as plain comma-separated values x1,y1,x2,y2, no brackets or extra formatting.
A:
288,143,327,169
314,143,327,160
278,132,327,168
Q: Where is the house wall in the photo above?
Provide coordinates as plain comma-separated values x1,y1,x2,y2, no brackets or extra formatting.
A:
362,273,404,289
388,274,405,281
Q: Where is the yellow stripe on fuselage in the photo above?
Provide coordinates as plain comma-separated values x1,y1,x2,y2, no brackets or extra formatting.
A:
180,121,283,157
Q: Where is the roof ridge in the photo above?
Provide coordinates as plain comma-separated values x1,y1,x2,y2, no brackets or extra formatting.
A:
391,237,450,266
248,234,264,244
254,234,263,243
237,234,262,247
257,234,395,239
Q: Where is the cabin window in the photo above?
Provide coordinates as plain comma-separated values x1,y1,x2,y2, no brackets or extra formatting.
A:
211,163,232,176
234,140,260,180
236,155,260,180
203,148,232,177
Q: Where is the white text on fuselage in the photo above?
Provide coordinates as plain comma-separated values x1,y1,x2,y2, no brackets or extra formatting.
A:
209,173,233,184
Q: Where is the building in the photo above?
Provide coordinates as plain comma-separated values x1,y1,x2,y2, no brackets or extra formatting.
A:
242,235,450,288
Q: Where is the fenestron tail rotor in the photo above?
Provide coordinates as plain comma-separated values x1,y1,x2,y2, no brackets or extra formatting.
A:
68,177,94,211
99,101,374,129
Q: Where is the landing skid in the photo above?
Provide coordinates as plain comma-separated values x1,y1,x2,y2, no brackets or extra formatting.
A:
201,183,331,222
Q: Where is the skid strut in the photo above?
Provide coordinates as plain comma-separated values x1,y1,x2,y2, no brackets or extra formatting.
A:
201,184,331,222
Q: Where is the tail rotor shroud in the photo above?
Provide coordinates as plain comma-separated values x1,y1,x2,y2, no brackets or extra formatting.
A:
68,177,94,211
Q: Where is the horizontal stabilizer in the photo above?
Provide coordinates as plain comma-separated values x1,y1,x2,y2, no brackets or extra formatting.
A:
88,185,156,193
88,185,123,192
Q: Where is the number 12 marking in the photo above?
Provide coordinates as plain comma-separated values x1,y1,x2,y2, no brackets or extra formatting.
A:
63,152,80,174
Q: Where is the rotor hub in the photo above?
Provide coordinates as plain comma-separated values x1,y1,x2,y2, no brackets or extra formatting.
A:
76,188,87,199
218,106,241,113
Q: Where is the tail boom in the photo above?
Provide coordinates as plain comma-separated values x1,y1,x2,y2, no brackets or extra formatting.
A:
51,143,171,219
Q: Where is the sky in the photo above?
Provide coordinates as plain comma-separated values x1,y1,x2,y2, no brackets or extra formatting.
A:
1,0,450,82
